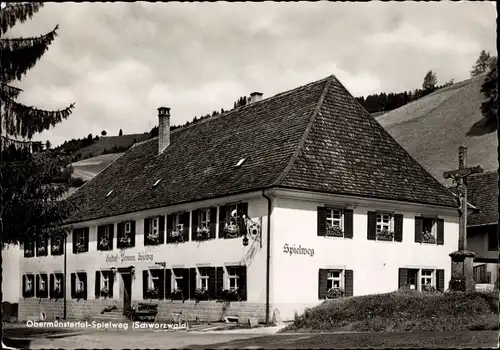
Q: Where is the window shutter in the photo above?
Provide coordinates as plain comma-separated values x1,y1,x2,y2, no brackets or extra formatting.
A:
398,268,408,290
210,207,217,239
394,214,403,242
345,270,354,297
82,273,88,300
144,218,151,245
166,215,174,243
97,226,104,248
318,269,328,299
84,228,89,252
218,206,227,238
344,209,354,239
36,275,40,297
317,207,326,236
238,203,249,237
189,268,197,300
42,274,48,298
192,210,199,241
182,269,190,297
238,266,247,301
159,216,165,245
437,219,444,245
95,271,101,298
109,272,114,299
71,273,76,299
130,221,136,247
22,275,27,298
142,270,148,299
72,231,77,254
108,224,115,249
367,212,377,240
208,267,216,299
117,223,124,246
216,267,224,297
158,270,165,300
50,274,54,299
414,217,423,243
436,269,445,292
165,269,172,299
30,275,35,297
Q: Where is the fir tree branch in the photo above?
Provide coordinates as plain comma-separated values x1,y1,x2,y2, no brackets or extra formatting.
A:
0,83,23,100
0,2,44,35
1,25,59,83
2,99,75,140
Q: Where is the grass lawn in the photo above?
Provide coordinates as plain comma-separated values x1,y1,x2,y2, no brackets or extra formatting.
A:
282,290,499,333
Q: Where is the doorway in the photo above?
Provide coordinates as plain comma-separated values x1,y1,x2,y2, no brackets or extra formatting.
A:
120,272,132,313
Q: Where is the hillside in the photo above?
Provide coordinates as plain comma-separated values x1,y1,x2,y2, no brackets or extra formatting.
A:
376,73,497,187
74,133,150,159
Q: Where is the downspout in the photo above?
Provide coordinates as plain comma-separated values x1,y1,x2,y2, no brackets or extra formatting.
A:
262,189,272,325
63,233,67,320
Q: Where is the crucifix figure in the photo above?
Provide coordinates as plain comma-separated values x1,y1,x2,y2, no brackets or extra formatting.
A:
443,145,483,292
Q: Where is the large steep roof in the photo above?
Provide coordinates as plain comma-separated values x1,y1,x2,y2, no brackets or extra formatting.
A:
68,75,456,223
467,171,498,227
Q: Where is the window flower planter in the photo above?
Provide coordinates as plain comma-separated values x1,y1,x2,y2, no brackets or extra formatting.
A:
376,228,394,241
119,236,132,247
74,289,85,301
147,232,160,244
326,287,345,299
326,225,344,237
422,231,436,244
99,238,110,250
171,289,184,301
194,288,209,301
37,246,46,255
169,230,184,243
76,243,86,253
145,288,159,299
25,250,33,256
224,223,240,238
218,288,241,302
51,244,61,254
196,227,211,240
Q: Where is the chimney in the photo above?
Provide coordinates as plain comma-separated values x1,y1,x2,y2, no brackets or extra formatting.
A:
157,106,170,154
249,92,263,104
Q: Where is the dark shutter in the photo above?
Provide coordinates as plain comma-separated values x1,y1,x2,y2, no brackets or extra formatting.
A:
159,216,165,244
414,217,423,243
437,219,444,245
317,207,327,236
71,273,76,299
144,218,151,245
218,206,227,239
344,209,354,239
109,272,114,299
436,269,445,292
182,212,190,242
318,269,328,299
367,212,377,240
97,226,104,250
142,270,148,299
239,202,248,217
95,271,101,298
36,275,40,297
108,224,115,249
117,222,124,245
192,210,199,241
209,207,217,239
166,215,174,243
130,221,136,247
42,274,48,297
345,270,354,297
165,269,172,299
158,270,165,300
182,269,190,297
208,267,216,299
50,274,54,299
394,214,403,242
84,228,89,252
398,268,408,290
238,203,249,237
30,275,35,297
238,266,247,301
22,275,27,298
216,267,224,297
82,273,88,300
72,231,77,254
189,268,197,300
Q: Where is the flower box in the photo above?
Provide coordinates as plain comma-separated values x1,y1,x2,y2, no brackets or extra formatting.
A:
194,288,209,301
145,288,159,299
224,223,240,238
422,231,436,244
37,246,46,255
326,287,345,299
422,284,438,293
219,288,241,302
171,289,184,301
376,228,394,241
326,225,344,237
119,236,132,246
169,230,184,243
76,243,86,253
74,289,85,300
196,227,211,240
147,232,160,244
25,250,33,256
51,244,61,253
99,238,110,250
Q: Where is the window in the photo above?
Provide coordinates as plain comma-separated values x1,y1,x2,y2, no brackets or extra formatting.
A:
39,275,47,291
36,237,48,256
24,241,35,257
151,217,159,235
51,236,63,255
226,204,238,220
76,275,84,292
227,267,239,290
200,209,210,229
376,213,392,233
327,209,343,228
327,270,343,289
101,271,110,290
420,269,435,290
149,271,160,290
26,275,34,294
55,275,62,291
198,267,209,290
173,269,183,291
421,218,437,243
125,222,131,234
73,228,89,253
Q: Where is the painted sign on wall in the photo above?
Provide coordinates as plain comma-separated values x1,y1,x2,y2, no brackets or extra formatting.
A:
283,244,314,257
105,252,154,263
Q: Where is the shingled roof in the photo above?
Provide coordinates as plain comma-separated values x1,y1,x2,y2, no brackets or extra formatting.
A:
467,171,498,227
68,75,457,223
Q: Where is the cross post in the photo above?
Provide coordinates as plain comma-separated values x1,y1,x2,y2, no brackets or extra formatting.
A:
443,145,484,293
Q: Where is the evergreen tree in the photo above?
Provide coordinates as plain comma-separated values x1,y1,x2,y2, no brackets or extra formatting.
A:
479,58,498,131
45,140,51,150
471,50,493,77
101,130,107,136
119,128,123,136
422,70,438,92
1,3,76,248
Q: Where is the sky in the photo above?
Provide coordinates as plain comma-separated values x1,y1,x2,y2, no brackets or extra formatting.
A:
5,1,497,147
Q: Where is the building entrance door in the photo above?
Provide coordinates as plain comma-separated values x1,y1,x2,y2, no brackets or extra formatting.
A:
120,272,132,313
